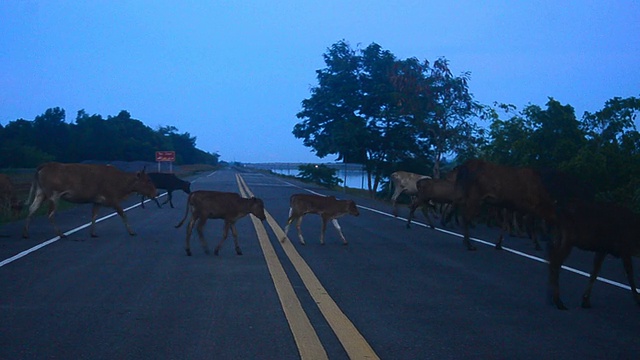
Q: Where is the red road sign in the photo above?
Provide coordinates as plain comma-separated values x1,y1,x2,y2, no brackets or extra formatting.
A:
155,151,176,162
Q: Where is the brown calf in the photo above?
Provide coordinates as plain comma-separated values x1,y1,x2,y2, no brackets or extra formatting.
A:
22,162,157,239
454,159,557,251
390,171,431,217
283,193,359,245
175,190,266,256
549,200,640,310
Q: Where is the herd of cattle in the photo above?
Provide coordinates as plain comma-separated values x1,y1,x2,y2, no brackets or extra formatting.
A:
1,160,639,310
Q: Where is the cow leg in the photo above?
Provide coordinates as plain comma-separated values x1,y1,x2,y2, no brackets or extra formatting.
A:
330,218,348,245
319,217,329,245
46,195,65,238
581,252,606,308
185,216,195,256
391,190,401,217
282,208,295,242
406,200,419,229
230,223,243,255
295,216,306,245
420,202,435,229
621,255,640,306
110,204,136,237
214,221,231,256
548,233,573,310
168,192,174,208
152,197,162,208
196,218,210,255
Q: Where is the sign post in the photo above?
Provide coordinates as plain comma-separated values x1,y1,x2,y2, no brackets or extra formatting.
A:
155,151,176,173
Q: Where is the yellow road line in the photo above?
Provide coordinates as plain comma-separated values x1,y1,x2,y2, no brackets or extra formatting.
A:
236,174,328,360
236,174,379,360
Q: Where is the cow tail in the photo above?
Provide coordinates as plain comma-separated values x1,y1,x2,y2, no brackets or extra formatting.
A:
24,167,41,207
175,192,192,228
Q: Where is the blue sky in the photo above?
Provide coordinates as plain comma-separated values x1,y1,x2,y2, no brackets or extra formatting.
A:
1,1,638,163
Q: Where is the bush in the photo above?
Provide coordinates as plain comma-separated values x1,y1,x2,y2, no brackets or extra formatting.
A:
296,164,343,188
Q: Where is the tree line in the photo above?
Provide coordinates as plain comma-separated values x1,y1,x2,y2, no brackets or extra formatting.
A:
0,108,219,168
294,40,640,211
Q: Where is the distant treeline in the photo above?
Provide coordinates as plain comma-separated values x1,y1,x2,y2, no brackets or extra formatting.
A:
0,107,219,168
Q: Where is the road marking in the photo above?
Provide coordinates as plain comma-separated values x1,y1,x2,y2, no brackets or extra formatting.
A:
237,174,380,360
357,204,635,291
236,174,328,360
0,196,164,269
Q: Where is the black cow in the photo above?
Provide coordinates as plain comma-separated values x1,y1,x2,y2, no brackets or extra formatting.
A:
140,172,191,208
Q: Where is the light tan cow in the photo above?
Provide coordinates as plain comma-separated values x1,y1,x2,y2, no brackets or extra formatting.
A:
390,171,431,216
283,193,359,245
22,162,157,239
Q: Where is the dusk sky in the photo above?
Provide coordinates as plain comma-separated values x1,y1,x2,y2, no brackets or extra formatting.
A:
1,1,638,164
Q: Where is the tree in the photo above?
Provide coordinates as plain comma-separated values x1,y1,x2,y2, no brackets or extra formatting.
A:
294,40,368,163
295,40,484,195
33,107,70,161
392,57,485,178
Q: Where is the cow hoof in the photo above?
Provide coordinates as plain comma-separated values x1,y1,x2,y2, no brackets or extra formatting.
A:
581,298,592,309
186,249,192,256
236,249,243,255
213,249,220,256
494,244,502,250
342,242,348,246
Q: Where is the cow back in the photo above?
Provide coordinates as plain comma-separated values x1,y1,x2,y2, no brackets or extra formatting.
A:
36,162,156,204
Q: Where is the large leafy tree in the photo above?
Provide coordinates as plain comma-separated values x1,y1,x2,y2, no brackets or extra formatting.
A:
295,40,484,194
294,40,368,163
391,57,485,178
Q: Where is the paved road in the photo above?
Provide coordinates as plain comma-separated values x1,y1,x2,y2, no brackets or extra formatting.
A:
1,168,639,359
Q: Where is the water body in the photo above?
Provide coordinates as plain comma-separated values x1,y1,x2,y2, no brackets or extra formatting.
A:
249,163,373,191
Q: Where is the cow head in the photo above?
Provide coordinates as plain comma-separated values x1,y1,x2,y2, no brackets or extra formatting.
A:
183,181,192,194
347,200,360,216
249,197,266,221
135,169,157,199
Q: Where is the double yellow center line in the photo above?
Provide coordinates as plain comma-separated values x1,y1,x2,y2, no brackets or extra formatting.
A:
236,174,379,360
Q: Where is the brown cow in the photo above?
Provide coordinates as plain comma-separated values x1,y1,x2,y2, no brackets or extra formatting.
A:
407,167,460,229
390,171,431,217
283,193,359,245
175,190,266,256
406,177,460,229
22,162,157,239
549,200,640,310
454,159,557,251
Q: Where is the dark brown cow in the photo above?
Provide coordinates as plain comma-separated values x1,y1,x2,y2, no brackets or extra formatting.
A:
140,172,191,208
454,159,557,251
22,162,157,239
406,168,461,229
175,190,266,256
283,193,359,245
390,171,431,217
549,200,640,310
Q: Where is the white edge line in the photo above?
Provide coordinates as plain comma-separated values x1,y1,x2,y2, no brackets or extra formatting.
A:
0,196,164,268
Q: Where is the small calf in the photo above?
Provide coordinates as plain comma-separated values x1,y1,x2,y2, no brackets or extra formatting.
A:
283,193,359,245
141,172,191,208
175,190,266,256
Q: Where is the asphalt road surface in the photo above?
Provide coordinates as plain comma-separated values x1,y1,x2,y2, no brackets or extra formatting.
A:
1,168,639,359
